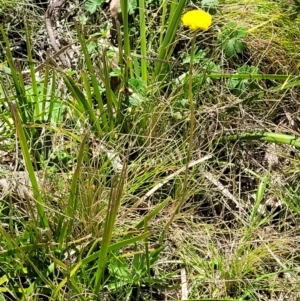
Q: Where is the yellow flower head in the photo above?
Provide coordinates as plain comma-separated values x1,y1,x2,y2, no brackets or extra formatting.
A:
182,9,212,31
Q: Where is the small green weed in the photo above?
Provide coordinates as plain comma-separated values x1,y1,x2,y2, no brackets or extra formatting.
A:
218,21,247,58
227,65,259,98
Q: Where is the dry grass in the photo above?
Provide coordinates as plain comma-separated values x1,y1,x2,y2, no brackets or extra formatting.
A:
1,0,300,300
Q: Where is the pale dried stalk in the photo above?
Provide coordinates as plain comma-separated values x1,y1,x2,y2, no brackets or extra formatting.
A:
110,0,121,19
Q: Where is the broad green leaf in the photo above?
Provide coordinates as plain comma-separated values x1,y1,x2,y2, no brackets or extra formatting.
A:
84,0,104,14
218,22,247,57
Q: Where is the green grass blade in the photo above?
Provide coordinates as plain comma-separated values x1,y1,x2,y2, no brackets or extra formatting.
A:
76,24,108,132
109,231,152,253
154,0,187,78
8,102,49,228
272,79,300,91
134,197,171,231
250,172,270,227
208,73,298,81
121,0,132,79
94,166,127,293
63,74,103,135
58,135,88,249
1,27,30,123
138,0,147,84
81,232,152,266
25,24,39,119
52,262,82,299
159,0,168,46
101,49,114,131
219,132,300,147
41,66,49,121
81,71,93,107
46,69,56,124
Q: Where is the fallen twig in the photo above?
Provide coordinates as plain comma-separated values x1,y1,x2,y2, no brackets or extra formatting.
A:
45,0,70,68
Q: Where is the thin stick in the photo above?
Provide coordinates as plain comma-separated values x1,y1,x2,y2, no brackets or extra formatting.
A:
132,155,212,208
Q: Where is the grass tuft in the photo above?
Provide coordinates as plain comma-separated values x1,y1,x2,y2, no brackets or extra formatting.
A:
1,0,300,300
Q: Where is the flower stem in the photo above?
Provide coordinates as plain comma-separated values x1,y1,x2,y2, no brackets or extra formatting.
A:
168,31,197,224
180,31,197,208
